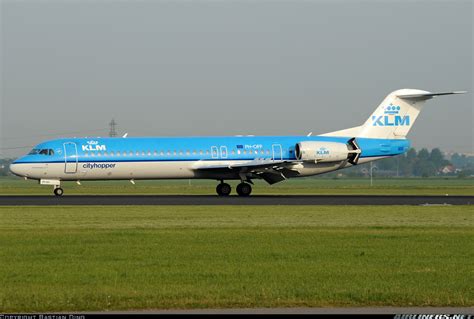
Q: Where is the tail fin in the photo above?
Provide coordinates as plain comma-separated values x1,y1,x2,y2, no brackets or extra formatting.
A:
323,89,466,139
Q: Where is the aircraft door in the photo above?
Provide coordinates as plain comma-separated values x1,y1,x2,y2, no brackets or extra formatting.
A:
64,142,78,174
272,144,282,161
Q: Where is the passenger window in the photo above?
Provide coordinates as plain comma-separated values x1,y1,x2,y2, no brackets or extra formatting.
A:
199,150,203,155
110,151,114,156
91,152,95,157
231,150,235,155
243,150,247,155
160,151,164,156
97,152,102,157
167,151,171,155
238,150,241,155
205,150,210,155
179,151,183,155
186,150,190,155
104,151,108,156
85,152,89,157
117,151,121,156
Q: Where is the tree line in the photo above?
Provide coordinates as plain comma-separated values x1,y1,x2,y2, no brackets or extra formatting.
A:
344,148,473,178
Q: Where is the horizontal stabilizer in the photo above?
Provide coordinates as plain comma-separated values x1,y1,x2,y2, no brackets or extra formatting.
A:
397,91,467,99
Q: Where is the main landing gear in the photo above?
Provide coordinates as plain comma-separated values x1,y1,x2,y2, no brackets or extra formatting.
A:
216,181,252,197
236,182,252,197
216,182,231,196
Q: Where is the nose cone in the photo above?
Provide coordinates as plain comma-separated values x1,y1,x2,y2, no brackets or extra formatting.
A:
9,163,25,177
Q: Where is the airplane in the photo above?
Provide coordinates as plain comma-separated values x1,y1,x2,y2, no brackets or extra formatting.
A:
10,89,466,197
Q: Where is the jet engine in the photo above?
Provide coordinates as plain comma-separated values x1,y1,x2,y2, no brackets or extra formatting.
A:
295,138,361,164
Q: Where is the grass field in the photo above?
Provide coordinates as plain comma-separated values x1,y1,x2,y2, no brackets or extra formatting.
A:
0,205,473,312
1,177,473,195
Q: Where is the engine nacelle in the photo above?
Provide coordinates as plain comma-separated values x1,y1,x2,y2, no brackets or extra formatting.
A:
295,141,351,163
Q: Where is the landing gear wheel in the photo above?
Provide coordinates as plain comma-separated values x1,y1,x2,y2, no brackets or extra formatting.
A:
236,183,252,197
216,183,231,196
54,188,64,197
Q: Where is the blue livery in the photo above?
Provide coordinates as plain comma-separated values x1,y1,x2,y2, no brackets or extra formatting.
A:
9,88,464,196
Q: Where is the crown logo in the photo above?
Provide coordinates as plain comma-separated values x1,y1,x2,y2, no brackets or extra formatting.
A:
384,103,400,115
87,140,99,145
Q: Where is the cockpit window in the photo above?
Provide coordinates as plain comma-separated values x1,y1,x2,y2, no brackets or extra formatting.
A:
28,149,40,155
29,148,54,156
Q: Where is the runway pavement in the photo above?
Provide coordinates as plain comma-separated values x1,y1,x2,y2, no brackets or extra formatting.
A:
0,194,472,205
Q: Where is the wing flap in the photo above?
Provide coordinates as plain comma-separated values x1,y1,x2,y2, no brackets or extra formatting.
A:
256,171,287,185
193,159,300,185
193,159,296,171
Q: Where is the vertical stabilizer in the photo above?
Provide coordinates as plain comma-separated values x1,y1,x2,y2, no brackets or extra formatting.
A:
324,89,466,139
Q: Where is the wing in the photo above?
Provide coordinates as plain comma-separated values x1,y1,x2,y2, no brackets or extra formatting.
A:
192,159,301,185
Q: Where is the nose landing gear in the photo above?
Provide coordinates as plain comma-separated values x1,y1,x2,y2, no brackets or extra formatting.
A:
39,180,63,196
53,186,64,197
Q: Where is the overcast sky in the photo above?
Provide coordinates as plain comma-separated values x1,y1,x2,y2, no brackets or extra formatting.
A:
1,0,472,158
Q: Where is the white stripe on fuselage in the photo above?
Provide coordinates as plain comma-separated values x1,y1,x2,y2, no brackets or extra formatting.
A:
12,156,388,181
